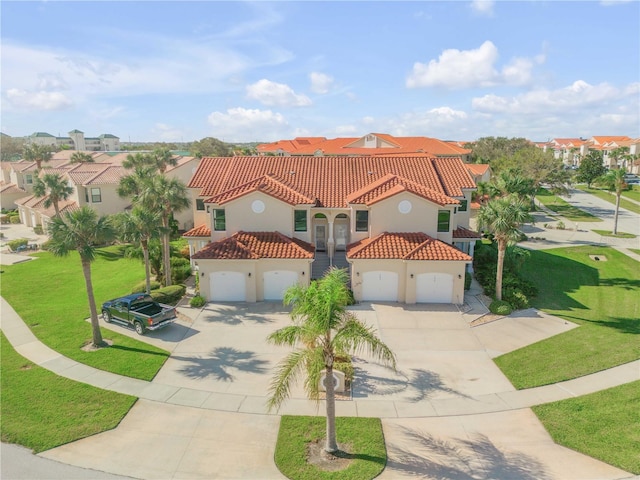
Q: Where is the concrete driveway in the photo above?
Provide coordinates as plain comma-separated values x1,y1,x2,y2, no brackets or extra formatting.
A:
40,301,631,480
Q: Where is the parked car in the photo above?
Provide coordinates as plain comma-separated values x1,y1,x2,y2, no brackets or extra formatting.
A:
101,294,177,335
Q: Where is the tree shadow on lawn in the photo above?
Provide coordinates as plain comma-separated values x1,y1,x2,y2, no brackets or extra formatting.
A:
386,426,551,480
173,346,269,381
599,277,640,290
577,316,640,335
525,250,599,312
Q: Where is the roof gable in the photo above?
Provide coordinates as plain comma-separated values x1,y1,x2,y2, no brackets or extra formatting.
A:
192,231,314,260
347,232,471,261
206,174,317,206
345,174,459,206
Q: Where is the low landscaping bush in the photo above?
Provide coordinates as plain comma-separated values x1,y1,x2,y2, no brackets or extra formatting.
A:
171,257,192,284
7,238,28,251
0,215,9,224
150,284,186,305
9,216,21,224
489,300,512,315
503,288,529,309
131,280,162,293
189,295,206,308
33,225,44,235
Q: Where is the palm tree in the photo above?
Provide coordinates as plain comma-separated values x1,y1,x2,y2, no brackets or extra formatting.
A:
149,147,178,173
608,147,631,169
122,152,151,170
70,151,94,163
267,268,397,454
476,196,533,301
47,207,115,347
22,144,53,170
596,168,627,235
138,176,190,286
114,207,164,294
32,173,74,218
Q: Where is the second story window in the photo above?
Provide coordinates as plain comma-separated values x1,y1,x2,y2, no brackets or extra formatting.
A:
196,199,205,211
91,187,102,203
355,210,369,232
459,199,468,212
25,174,33,185
213,209,226,231
294,210,307,232
437,210,450,232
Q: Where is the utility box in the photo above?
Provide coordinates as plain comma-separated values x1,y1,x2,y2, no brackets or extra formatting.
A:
319,369,345,393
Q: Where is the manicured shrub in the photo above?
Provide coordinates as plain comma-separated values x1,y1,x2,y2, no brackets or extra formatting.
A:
503,288,529,309
150,284,186,305
0,215,9,224
33,225,44,235
7,238,28,251
334,354,354,383
131,280,162,294
189,295,206,308
9,216,21,224
489,300,512,315
170,257,192,284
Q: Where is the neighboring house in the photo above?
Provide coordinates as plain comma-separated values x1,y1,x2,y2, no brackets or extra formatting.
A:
466,164,492,185
185,155,478,305
13,154,200,231
0,182,27,210
26,130,120,151
257,133,473,162
546,138,589,167
587,136,633,168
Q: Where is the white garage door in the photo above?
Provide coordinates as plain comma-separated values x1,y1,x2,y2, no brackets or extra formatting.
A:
210,271,246,301
263,271,299,300
362,271,398,302
416,273,453,303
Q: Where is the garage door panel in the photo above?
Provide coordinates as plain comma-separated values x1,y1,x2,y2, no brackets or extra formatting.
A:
263,270,298,300
362,271,398,302
211,271,246,301
416,273,453,303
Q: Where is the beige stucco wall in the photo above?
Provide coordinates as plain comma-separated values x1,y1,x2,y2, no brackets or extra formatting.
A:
368,192,441,237
81,184,130,215
223,192,295,236
195,258,312,302
349,258,468,304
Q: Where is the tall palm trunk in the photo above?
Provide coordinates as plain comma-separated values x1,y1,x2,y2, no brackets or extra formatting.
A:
496,240,506,301
324,363,338,453
613,194,621,235
141,239,152,294
162,211,172,287
81,257,104,346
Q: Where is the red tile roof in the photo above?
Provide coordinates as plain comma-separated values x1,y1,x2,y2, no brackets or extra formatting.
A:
452,226,481,239
257,134,471,157
207,174,317,206
183,224,212,237
190,155,475,209
0,182,26,194
345,174,459,206
192,231,314,260
347,232,472,261
465,164,490,176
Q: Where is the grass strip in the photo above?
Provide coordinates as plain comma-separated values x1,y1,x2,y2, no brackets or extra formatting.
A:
0,331,137,453
533,381,640,474
0,246,169,380
274,416,386,480
621,185,640,202
535,188,601,222
578,187,640,215
495,246,640,389
591,229,637,238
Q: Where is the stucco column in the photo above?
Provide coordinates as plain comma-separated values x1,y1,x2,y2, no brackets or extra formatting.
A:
328,219,335,261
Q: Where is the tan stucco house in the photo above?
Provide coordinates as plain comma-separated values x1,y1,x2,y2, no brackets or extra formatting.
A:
185,155,479,304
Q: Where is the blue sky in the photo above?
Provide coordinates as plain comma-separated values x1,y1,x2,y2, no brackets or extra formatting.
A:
2,1,639,143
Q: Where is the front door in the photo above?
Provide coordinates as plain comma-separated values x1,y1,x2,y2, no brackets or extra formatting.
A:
315,225,326,251
335,224,348,251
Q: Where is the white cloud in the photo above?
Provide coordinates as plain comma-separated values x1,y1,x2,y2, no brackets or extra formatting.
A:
151,123,187,142
406,41,542,89
470,0,495,16
246,79,312,107
309,72,334,94
5,88,73,110
472,80,630,114
207,107,289,142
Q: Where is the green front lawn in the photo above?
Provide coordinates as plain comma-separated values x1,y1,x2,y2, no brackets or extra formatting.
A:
578,187,640,215
1,332,137,452
535,188,601,222
0,246,169,380
274,416,386,480
621,184,640,202
591,229,636,238
495,246,640,389
533,381,640,474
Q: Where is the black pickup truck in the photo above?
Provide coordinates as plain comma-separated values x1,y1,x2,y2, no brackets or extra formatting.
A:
102,294,177,335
